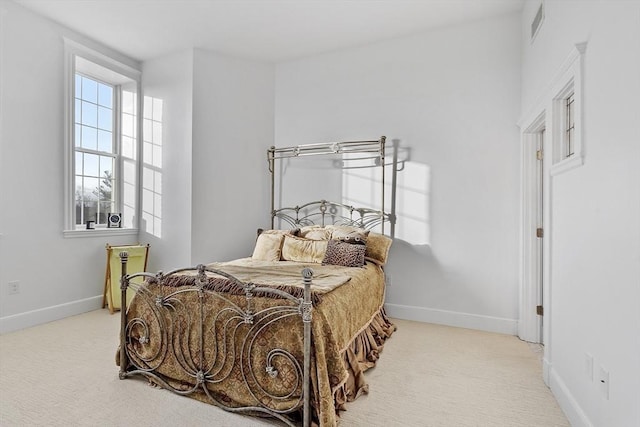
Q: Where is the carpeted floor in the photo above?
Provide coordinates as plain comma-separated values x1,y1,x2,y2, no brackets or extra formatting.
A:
0,310,569,426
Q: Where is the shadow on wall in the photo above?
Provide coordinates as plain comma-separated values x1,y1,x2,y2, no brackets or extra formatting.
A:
386,239,449,299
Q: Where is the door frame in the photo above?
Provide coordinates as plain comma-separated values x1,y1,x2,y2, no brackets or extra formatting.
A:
519,111,547,345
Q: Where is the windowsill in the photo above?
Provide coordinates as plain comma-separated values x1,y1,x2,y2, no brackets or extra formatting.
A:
63,228,139,239
550,154,584,176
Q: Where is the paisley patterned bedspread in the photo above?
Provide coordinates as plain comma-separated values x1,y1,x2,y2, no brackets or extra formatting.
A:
118,259,394,426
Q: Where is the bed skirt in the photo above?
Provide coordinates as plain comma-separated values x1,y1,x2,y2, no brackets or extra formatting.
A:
333,307,396,414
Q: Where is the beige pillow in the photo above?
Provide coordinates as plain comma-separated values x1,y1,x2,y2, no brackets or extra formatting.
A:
299,225,332,240
364,232,393,266
281,235,328,264
252,233,284,261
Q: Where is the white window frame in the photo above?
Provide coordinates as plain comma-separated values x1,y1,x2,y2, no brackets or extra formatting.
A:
550,42,586,176
63,38,141,238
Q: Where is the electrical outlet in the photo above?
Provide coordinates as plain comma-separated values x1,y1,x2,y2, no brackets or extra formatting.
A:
8,281,20,295
385,273,392,286
597,366,609,400
584,353,594,381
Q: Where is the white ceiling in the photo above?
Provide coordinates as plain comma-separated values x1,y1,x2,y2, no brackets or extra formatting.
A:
14,0,525,63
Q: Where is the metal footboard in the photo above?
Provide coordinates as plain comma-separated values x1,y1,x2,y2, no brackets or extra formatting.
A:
117,252,313,427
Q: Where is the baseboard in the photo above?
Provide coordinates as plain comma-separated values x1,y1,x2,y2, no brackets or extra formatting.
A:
549,366,594,427
384,303,518,335
0,295,102,334
543,357,551,386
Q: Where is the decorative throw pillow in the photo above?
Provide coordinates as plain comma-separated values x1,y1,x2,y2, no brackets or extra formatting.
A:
252,233,284,261
329,225,370,244
364,232,393,266
322,239,366,268
281,235,328,264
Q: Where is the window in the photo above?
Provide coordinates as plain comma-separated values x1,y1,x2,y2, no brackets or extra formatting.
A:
64,39,141,237
565,92,575,158
549,42,586,175
74,74,115,226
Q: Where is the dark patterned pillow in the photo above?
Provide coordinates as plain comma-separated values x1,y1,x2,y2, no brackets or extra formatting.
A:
322,239,366,268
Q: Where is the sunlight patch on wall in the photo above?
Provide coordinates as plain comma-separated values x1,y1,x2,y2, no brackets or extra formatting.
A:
121,88,138,229
142,96,163,238
342,160,430,245
393,161,430,245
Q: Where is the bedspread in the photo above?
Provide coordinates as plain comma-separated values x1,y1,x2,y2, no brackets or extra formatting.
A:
119,259,392,426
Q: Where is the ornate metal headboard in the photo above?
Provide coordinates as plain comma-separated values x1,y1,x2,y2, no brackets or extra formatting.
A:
272,200,392,231
268,136,396,236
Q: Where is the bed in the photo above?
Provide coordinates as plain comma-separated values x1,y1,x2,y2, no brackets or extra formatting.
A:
116,138,397,426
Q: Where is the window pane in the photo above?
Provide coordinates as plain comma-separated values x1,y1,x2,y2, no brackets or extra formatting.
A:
81,77,97,103
99,202,114,224
98,106,112,131
81,101,97,127
122,91,134,115
99,156,113,181
99,180,114,203
97,129,112,153
84,200,98,224
98,84,112,108
75,191,83,225
81,125,97,150
75,152,82,175
83,153,99,177
75,74,82,99
74,124,81,147
84,176,99,200
74,99,81,124
122,113,133,137
122,136,134,159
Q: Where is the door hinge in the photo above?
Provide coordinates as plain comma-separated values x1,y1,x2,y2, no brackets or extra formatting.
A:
536,305,544,316
536,227,544,238
536,150,543,160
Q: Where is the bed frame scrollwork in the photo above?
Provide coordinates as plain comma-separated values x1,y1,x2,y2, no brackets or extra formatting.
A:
118,252,314,427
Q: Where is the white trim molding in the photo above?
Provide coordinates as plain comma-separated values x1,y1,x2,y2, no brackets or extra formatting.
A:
517,41,588,348
63,37,142,236
0,295,102,334
518,110,546,344
549,366,595,427
384,303,518,336
549,42,587,175
62,227,138,239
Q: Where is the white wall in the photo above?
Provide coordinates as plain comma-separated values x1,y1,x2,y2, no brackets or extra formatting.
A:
520,1,640,426
0,1,140,333
139,50,194,272
191,49,274,264
275,12,522,334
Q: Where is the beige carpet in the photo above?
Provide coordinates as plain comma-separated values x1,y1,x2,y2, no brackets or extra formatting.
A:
0,310,569,426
